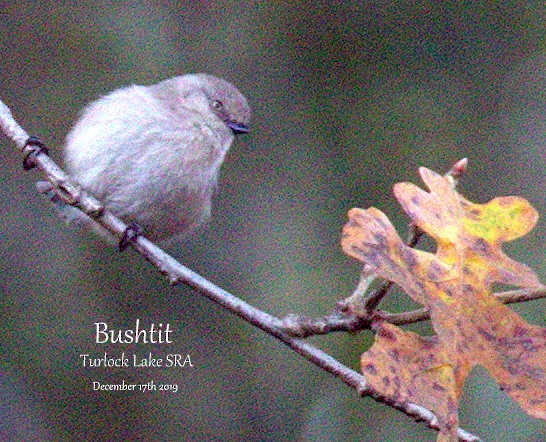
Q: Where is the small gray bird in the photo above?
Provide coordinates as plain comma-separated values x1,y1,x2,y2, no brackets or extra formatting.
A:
62,74,250,245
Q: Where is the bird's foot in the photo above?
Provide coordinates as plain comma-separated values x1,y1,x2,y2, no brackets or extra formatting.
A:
23,136,49,170
119,222,143,251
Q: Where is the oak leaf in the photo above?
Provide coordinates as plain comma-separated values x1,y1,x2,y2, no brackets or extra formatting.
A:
342,167,545,441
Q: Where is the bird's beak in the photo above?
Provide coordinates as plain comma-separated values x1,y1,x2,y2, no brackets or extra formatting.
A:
226,120,250,134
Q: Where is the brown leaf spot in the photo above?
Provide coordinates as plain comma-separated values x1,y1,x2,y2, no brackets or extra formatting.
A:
387,349,400,361
415,280,425,292
522,339,537,352
528,368,545,379
345,219,359,228
375,215,390,229
372,232,388,250
530,398,545,406
421,339,436,350
473,238,491,256
401,246,418,270
447,397,458,414
513,325,528,338
477,327,496,342
428,260,446,280
378,327,398,341
363,363,377,375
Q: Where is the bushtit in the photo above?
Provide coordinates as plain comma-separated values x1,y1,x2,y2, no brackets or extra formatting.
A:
62,74,250,245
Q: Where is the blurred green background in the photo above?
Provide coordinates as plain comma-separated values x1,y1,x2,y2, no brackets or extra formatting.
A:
1,1,545,441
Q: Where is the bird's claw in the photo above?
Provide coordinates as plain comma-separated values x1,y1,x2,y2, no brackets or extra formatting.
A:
119,223,143,251
23,136,49,170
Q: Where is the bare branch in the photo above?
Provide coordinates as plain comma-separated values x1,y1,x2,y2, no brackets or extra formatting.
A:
0,98,482,441
281,285,546,336
494,287,546,304
380,287,546,325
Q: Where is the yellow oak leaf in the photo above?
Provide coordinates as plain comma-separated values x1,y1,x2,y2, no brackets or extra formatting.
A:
342,167,545,441
361,323,460,438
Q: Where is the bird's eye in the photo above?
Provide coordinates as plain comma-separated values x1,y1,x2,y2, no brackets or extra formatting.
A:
212,100,224,110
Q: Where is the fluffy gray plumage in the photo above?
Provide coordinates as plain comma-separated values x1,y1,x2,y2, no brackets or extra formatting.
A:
63,74,250,241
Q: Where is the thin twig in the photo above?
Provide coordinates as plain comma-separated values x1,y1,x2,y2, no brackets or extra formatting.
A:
0,98,482,441
380,287,546,325
281,286,546,336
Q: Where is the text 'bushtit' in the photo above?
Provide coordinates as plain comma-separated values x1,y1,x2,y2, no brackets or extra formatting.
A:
63,74,250,244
